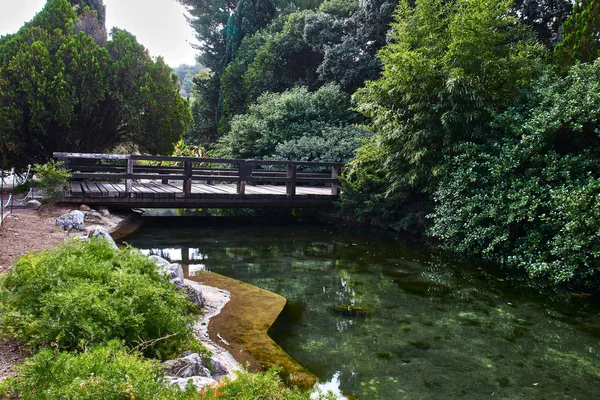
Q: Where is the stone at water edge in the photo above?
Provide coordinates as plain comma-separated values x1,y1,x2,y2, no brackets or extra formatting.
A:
55,210,85,231
148,256,204,307
99,207,110,217
83,210,103,224
162,353,211,379
79,204,91,211
87,226,118,249
183,283,204,309
149,255,185,289
166,376,216,391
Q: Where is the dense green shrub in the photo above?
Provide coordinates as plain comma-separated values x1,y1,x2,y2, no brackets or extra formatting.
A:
200,369,332,400
338,137,431,233
0,239,202,359
0,346,332,400
429,61,600,283
0,341,194,400
216,84,368,162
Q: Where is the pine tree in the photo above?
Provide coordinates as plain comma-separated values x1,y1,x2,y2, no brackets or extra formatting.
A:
554,0,600,67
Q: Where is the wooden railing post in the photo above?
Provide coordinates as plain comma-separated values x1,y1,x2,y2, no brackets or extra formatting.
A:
286,164,297,196
183,161,192,195
331,164,341,195
237,161,251,195
125,156,133,195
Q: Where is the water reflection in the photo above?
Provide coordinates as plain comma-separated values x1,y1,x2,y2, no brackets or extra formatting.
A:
121,217,600,400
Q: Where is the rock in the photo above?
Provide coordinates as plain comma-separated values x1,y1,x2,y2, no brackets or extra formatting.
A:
183,283,204,309
26,200,42,210
100,207,110,217
166,376,216,391
56,210,85,231
83,210,103,224
209,352,240,379
149,256,184,289
162,353,211,378
87,226,118,249
79,204,91,211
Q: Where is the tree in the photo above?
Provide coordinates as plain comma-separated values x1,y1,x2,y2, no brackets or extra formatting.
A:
304,0,397,93
554,0,600,67
352,0,546,192
216,84,368,162
0,0,191,167
185,70,221,147
511,0,573,48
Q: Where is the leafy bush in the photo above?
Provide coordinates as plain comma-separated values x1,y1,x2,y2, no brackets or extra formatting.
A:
0,239,202,359
429,61,600,283
216,84,366,162
0,341,193,400
338,137,431,234
32,160,71,200
200,369,333,400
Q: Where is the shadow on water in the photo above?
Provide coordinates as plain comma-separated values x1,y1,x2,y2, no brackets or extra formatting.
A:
120,215,600,400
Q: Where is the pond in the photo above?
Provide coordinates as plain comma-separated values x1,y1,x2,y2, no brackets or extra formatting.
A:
121,216,600,399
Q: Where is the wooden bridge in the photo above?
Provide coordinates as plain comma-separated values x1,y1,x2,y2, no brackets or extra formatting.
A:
53,153,343,209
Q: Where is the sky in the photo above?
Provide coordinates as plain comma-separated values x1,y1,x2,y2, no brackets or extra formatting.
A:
0,0,200,67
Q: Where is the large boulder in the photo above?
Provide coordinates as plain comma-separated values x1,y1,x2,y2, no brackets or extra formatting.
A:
87,226,118,249
56,210,84,231
162,353,211,378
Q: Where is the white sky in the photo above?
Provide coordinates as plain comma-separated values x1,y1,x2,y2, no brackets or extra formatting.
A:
0,0,200,67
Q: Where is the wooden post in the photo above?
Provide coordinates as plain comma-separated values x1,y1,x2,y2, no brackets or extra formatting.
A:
331,164,341,195
286,164,297,196
125,157,133,195
183,161,192,195
237,161,251,195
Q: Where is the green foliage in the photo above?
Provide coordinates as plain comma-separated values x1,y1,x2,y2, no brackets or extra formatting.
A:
429,60,600,283
0,239,202,359
172,62,206,98
0,0,191,168
32,160,71,200
0,342,193,400
185,70,220,147
200,369,329,399
0,349,331,400
554,0,600,68
216,84,368,161
220,11,322,130
338,137,431,233
353,0,546,192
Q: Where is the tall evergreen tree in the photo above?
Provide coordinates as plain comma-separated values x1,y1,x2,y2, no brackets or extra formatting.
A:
554,0,600,67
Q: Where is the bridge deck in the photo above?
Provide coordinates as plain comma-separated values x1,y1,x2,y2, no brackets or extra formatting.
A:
56,181,337,208
52,153,343,209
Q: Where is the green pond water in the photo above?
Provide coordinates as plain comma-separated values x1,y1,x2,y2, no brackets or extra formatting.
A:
121,216,600,399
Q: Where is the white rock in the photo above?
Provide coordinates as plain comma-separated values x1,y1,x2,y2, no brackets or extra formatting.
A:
87,226,118,249
56,210,85,231
166,376,216,391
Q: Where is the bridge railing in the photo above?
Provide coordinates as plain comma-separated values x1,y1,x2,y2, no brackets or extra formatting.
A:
53,153,343,196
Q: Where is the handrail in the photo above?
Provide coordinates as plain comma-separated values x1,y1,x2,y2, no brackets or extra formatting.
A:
53,152,344,197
